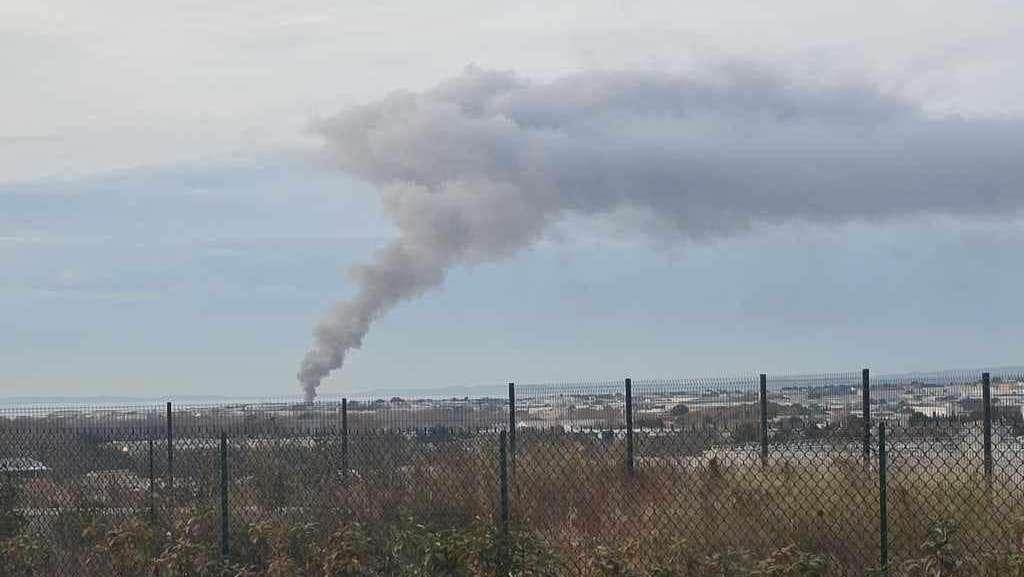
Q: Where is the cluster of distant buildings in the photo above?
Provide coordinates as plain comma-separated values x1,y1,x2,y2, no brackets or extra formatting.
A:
3,378,1024,499
512,378,1024,430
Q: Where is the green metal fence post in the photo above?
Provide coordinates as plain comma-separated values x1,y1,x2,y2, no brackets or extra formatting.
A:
498,430,510,573
982,372,993,487
166,402,173,504
863,369,871,468
148,438,155,523
759,373,769,467
508,382,516,486
342,398,349,483
219,434,229,561
879,420,888,574
625,378,635,475
219,431,229,559
499,430,509,530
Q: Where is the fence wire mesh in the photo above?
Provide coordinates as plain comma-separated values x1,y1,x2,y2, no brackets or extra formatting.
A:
1,367,1023,576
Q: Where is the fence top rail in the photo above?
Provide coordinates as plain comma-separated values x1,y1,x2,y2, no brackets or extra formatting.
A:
873,367,1024,386
516,367,1024,399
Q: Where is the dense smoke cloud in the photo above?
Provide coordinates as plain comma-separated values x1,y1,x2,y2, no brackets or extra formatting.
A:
298,66,1024,400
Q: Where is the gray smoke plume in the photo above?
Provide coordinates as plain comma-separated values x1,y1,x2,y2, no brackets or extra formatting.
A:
298,65,1024,401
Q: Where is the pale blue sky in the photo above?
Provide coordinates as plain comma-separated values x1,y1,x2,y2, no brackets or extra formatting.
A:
3,1,1024,397
2,160,1021,397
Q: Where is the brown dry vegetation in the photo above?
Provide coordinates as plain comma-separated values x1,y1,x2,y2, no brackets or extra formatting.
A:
3,422,1024,576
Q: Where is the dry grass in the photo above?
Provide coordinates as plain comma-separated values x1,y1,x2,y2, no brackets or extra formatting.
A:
6,424,1024,576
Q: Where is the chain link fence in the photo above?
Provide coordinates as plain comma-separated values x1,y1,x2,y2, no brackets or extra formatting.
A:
1,367,1023,576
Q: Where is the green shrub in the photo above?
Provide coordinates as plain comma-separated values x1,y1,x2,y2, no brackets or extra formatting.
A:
0,479,25,539
83,518,159,577
898,520,963,577
753,546,830,577
648,539,700,577
152,509,229,577
591,544,639,577
592,542,829,577
319,523,375,577
0,534,51,577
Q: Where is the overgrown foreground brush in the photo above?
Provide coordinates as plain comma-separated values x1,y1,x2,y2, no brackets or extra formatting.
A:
5,510,1024,577
5,424,1024,576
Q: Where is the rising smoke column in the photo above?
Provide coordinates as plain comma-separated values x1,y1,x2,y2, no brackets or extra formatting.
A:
298,66,1024,400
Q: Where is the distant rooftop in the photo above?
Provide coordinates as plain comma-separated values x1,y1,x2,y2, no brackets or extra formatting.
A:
0,457,49,473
